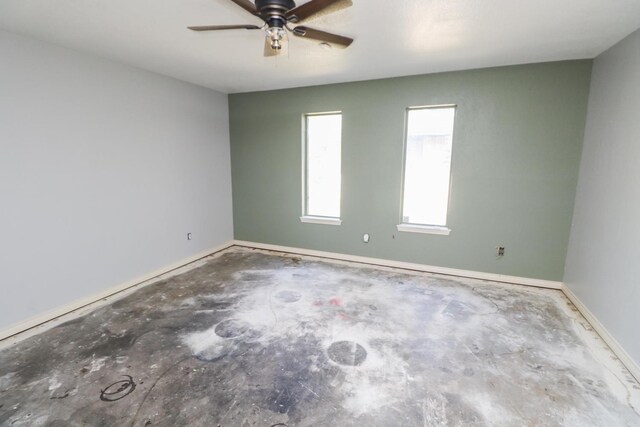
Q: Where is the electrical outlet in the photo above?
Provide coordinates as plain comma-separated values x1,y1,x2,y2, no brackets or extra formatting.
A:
363,233,370,243
187,233,192,241
496,246,505,257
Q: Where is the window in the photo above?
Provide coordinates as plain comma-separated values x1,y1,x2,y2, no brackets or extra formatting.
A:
399,106,456,234
301,112,342,225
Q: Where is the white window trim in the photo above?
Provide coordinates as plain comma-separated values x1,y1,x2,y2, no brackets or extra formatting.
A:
396,223,451,236
300,216,342,226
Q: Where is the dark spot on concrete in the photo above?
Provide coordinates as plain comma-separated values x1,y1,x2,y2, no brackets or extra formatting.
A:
50,391,70,400
252,334,338,419
195,348,230,363
99,375,136,402
242,273,267,281
10,344,67,384
80,330,138,358
275,290,301,303
55,316,84,329
47,407,119,426
463,368,474,377
201,301,232,310
369,304,377,311
215,319,250,339
327,341,367,366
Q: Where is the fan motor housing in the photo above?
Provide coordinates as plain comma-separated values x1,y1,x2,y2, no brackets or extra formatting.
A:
256,0,295,28
255,0,296,12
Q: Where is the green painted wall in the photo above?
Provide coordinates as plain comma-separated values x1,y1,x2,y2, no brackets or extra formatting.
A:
229,61,592,281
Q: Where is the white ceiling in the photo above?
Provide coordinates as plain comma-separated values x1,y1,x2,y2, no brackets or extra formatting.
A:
1,0,639,93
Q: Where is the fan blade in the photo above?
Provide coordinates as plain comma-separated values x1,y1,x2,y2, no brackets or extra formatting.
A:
188,24,261,31
264,37,282,57
292,26,353,48
229,0,259,16
286,0,352,23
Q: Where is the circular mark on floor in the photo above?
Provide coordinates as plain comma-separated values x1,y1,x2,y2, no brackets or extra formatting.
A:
275,290,301,303
215,319,250,338
327,341,367,366
195,350,229,363
100,375,136,402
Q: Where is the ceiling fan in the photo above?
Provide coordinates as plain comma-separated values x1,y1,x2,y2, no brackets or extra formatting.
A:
188,0,354,56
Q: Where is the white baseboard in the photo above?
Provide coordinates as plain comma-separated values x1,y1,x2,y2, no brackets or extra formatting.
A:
562,284,640,382
0,240,235,342
232,240,563,289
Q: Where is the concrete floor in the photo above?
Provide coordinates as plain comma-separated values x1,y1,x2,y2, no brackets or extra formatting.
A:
1,248,639,426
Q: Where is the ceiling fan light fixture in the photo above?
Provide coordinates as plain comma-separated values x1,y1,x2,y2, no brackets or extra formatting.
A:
266,26,286,50
188,0,355,56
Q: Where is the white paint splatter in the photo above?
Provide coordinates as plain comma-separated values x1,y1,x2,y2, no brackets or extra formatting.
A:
0,372,16,389
89,357,107,373
48,376,62,391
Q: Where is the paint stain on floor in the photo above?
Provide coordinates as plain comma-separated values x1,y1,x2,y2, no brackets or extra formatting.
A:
0,247,639,426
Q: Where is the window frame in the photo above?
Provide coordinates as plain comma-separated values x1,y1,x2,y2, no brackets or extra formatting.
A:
300,111,343,226
398,104,457,236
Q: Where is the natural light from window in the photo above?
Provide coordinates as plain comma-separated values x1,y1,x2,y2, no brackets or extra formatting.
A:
402,106,456,227
305,113,342,218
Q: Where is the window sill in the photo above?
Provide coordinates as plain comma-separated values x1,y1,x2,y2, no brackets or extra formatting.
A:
396,224,451,235
300,216,342,226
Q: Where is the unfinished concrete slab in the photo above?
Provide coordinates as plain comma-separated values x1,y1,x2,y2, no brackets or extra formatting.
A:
1,247,639,426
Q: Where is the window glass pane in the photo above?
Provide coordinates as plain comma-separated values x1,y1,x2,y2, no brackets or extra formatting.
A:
306,114,342,218
402,107,455,226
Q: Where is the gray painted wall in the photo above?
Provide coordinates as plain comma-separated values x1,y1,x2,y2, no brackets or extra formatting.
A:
0,30,233,330
564,30,640,365
230,61,592,281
